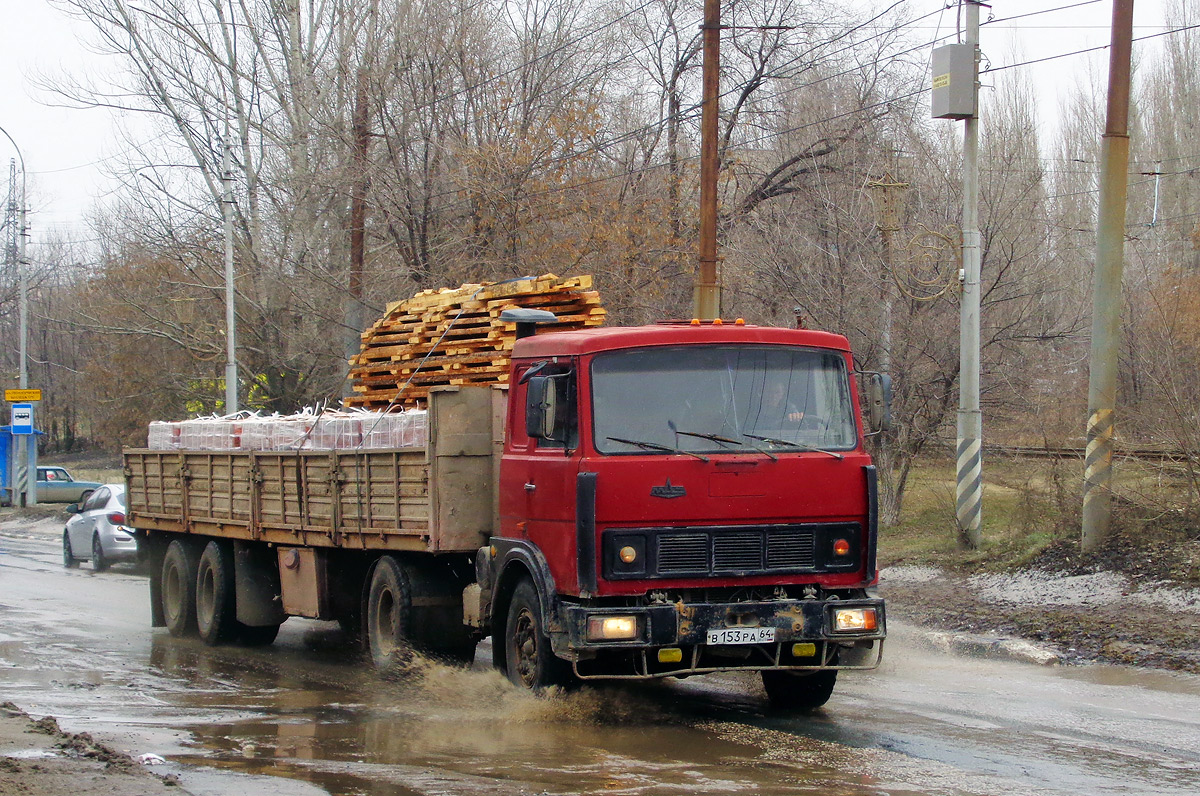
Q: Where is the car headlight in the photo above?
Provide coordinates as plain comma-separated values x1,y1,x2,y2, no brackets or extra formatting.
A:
831,607,878,633
586,615,640,641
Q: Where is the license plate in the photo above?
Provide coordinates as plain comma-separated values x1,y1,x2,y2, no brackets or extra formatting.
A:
706,627,776,645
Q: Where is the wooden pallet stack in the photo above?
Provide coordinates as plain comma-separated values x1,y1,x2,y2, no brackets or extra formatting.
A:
344,274,605,410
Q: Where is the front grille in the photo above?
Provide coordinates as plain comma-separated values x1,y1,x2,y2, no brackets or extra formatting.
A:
657,533,709,572
767,529,816,569
651,524,836,576
713,531,763,570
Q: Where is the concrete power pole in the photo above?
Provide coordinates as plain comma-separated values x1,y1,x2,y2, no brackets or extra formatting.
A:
868,172,908,376
222,133,239,413
1082,0,1136,553
955,1,983,549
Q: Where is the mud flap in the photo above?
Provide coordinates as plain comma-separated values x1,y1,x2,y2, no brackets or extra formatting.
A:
234,541,287,627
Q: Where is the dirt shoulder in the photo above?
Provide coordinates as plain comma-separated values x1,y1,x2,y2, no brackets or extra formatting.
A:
0,702,188,796
879,564,1200,672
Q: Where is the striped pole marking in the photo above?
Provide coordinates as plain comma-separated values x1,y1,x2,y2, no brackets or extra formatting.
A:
1083,408,1115,506
956,436,983,535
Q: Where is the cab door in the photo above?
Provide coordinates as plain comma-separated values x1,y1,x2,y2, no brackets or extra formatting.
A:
499,361,583,595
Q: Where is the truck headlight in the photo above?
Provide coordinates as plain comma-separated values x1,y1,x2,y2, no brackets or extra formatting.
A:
832,607,878,633
586,615,639,641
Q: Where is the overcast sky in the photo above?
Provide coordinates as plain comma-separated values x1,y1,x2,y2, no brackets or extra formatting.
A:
0,0,1176,257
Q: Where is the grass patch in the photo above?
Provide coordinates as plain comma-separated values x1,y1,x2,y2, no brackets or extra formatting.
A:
880,453,1200,577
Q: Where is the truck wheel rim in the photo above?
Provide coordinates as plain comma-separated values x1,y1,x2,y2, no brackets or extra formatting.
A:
512,608,538,687
164,565,182,621
375,588,396,657
197,565,215,625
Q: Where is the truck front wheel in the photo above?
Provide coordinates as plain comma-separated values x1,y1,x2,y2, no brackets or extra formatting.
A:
162,540,198,638
504,580,572,691
760,667,838,712
366,555,414,673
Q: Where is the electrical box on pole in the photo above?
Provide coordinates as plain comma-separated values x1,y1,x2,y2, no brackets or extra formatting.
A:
931,44,977,120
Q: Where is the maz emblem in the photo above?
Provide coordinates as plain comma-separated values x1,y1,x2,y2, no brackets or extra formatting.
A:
650,478,686,499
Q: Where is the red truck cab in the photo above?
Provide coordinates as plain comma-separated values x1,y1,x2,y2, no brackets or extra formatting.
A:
482,320,886,710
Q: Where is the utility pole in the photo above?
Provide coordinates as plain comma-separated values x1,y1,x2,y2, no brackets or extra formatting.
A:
868,172,907,376
222,132,239,413
954,1,983,549
694,0,721,320
1082,0,1135,553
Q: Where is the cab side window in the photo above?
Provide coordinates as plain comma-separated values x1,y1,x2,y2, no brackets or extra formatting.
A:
521,363,577,450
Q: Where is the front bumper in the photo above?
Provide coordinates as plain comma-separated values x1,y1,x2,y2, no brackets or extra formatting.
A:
559,596,885,679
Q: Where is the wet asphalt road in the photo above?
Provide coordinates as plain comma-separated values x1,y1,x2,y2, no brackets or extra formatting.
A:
3,520,1200,796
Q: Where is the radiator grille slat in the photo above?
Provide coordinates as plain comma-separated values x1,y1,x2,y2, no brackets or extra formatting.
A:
767,530,816,569
651,525,837,576
656,533,709,572
713,532,763,571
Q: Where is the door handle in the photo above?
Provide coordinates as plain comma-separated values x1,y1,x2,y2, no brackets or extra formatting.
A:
524,483,537,492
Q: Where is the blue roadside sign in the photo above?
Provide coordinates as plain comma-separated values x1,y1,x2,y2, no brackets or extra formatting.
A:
11,404,33,435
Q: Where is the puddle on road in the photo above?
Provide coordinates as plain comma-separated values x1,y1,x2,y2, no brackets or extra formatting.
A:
138,627,898,796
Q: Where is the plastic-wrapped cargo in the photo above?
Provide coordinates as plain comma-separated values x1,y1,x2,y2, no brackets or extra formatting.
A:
360,410,427,449
268,417,315,450
146,421,181,449
238,416,272,451
304,414,362,450
145,409,428,451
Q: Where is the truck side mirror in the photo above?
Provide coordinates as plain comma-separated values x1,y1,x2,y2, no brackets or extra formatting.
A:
525,375,559,439
865,373,892,434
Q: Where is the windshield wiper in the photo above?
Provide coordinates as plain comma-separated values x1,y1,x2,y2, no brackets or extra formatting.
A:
673,428,778,462
742,432,844,460
606,436,709,462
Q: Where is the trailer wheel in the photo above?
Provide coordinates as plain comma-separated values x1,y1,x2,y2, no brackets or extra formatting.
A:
196,541,239,645
366,556,415,673
162,540,199,638
504,579,572,691
761,667,838,712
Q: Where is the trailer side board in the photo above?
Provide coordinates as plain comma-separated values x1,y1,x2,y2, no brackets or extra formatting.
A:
124,387,501,554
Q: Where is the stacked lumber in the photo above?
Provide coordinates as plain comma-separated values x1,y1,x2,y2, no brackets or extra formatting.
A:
345,274,605,409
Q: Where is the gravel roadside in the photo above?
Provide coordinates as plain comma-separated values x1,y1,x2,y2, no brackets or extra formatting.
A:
0,702,187,795
880,564,1200,672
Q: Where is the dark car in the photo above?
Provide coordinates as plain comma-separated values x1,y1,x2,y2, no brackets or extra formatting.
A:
36,466,103,503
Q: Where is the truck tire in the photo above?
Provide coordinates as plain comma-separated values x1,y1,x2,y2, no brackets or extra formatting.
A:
761,667,838,712
504,579,572,691
63,532,78,569
366,555,415,673
196,541,238,645
162,540,199,638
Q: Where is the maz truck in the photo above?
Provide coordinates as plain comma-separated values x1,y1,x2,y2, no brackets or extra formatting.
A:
123,312,889,710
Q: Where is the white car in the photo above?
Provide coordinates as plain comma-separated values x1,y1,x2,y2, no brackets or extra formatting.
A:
63,484,137,571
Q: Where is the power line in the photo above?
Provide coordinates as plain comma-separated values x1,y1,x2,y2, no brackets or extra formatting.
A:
981,0,1105,27
983,22,1200,75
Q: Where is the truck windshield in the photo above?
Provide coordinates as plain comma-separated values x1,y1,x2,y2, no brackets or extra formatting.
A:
591,345,858,455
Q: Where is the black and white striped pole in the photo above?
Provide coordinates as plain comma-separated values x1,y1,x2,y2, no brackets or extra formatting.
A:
955,1,983,549
932,2,984,548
